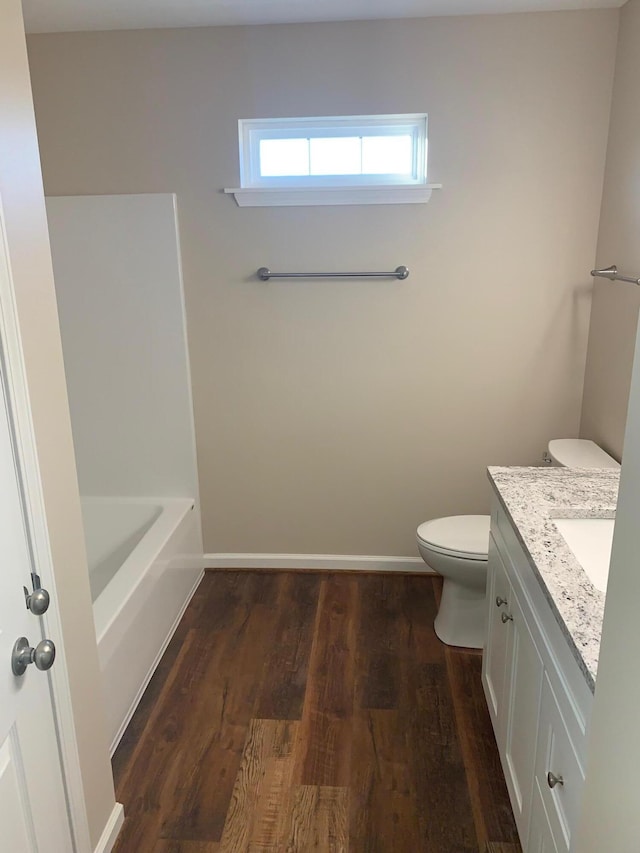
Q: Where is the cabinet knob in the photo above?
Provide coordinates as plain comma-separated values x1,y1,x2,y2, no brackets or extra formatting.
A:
547,771,564,789
501,612,513,623
496,596,508,607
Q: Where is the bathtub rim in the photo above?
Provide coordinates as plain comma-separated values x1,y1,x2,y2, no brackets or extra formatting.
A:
89,495,196,644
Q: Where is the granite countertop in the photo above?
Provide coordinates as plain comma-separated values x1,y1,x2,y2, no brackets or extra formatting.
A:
487,466,620,692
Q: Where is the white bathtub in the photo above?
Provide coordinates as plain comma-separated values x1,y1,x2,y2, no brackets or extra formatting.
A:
83,497,203,754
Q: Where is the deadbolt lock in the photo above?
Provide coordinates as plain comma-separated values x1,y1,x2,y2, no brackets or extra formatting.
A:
23,585,50,616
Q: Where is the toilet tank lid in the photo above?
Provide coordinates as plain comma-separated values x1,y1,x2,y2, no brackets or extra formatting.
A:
548,439,620,469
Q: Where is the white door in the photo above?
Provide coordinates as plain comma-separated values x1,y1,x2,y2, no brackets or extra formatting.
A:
0,322,73,848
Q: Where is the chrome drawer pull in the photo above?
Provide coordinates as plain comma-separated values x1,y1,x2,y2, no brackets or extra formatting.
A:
496,596,508,607
547,772,564,789
501,612,513,623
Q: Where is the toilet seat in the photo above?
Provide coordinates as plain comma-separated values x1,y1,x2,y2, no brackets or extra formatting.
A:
416,515,490,561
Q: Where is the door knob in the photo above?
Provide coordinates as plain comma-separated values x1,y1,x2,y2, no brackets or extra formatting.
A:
501,612,513,623
23,585,50,616
496,596,508,607
11,636,56,676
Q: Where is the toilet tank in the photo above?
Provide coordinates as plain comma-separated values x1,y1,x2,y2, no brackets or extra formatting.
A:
548,438,620,469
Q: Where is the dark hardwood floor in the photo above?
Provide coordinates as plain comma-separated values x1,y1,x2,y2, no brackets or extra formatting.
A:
112,571,521,853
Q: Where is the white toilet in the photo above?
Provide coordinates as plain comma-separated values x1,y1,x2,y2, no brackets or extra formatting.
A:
416,438,620,649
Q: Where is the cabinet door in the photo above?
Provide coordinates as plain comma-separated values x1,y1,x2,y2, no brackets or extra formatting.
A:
534,676,584,853
503,589,544,843
529,780,561,853
482,533,512,733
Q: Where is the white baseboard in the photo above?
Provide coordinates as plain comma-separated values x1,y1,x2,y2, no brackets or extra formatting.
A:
94,803,125,853
204,553,435,573
108,568,205,756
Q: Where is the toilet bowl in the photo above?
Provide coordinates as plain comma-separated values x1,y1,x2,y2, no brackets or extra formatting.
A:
417,438,620,649
417,515,490,649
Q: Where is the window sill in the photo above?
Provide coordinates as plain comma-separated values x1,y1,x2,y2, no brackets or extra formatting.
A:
223,184,442,207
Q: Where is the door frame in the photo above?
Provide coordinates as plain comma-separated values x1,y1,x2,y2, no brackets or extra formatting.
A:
0,2,120,849
0,195,92,851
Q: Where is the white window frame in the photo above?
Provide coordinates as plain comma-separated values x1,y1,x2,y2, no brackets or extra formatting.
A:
239,114,427,188
224,113,442,207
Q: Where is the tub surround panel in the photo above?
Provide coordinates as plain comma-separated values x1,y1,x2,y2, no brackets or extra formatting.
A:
46,194,200,502
487,466,619,689
27,11,618,556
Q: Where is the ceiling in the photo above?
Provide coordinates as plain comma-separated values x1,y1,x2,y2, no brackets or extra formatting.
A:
22,0,622,35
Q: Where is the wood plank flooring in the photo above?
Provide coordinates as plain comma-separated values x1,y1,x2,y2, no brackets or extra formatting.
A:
112,571,521,853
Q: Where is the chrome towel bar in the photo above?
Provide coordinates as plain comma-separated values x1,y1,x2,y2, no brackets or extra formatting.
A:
591,265,640,286
257,265,409,281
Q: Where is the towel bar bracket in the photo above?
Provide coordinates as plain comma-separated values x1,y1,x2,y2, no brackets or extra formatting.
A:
591,265,640,286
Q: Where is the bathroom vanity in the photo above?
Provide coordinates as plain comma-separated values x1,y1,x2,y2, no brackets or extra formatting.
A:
482,467,619,853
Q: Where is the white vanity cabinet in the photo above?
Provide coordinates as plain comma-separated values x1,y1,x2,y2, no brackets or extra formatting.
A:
482,499,593,853
484,532,544,840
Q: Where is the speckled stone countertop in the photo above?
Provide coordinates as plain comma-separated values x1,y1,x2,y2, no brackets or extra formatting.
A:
487,466,620,692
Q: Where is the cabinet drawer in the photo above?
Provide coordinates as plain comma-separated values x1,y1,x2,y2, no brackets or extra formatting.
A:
535,675,585,852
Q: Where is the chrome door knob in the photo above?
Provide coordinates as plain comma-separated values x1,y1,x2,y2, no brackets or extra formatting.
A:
547,771,564,789
33,639,56,670
501,612,513,623
11,636,56,676
496,596,508,607
24,585,50,616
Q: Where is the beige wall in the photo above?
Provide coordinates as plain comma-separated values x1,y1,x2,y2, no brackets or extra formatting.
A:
580,0,640,462
27,11,618,557
1,0,116,848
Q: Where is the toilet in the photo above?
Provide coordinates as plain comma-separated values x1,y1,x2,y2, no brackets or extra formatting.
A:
416,438,620,649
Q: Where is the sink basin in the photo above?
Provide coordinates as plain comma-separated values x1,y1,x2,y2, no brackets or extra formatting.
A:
553,518,615,593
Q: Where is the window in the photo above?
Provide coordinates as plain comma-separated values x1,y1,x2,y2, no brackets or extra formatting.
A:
239,114,427,188
224,113,441,206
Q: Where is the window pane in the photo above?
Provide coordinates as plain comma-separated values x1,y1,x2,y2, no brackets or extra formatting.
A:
362,135,413,175
309,137,361,175
260,138,309,177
